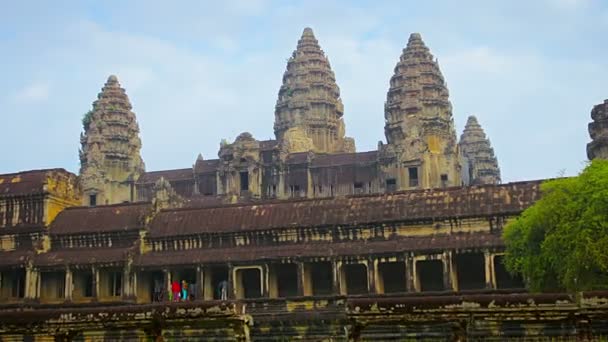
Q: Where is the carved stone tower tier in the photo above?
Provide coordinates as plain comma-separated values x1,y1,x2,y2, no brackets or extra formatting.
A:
79,75,145,206
459,116,501,185
587,99,608,160
274,27,355,154
384,33,460,189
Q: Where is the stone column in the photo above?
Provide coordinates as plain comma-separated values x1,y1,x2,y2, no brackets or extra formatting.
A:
122,266,131,299
92,266,99,300
263,264,270,298
367,259,377,294
24,264,39,300
196,266,204,301
163,268,171,298
227,263,234,299
405,254,414,292
443,251,456,291
64,267,73,302
485,251,496,289
332,260,341,295
296,262,305,296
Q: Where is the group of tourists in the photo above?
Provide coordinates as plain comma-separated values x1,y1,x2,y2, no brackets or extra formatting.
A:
152,278,229,302
170,280,191,301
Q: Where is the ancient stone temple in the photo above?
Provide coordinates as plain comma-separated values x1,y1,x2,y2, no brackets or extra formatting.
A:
383,33,461,189
2,29,608,341
274,27,355,154
79,75,145,206
587,99,608,160
459,115,501,185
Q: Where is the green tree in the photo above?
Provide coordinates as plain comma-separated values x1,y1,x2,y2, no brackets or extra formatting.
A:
503,159,608,292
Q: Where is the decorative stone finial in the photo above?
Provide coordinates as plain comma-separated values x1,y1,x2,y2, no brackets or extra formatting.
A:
302,27,314,37
459,115,501,185
106,75,119,84
409,32,422,42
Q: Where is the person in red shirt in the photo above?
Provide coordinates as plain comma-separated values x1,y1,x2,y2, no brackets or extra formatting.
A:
171,280,180,302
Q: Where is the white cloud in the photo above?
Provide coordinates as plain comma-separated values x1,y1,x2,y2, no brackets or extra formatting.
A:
13,82,50,103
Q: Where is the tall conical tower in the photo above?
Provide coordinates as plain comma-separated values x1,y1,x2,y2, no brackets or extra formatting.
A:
274,27,354,154
79,75,145,206
587,99,608,160
459,116,501,185
384,33,460,188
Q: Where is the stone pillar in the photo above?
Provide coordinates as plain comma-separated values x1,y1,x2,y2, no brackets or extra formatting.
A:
332,260,341,295
227,264,234,299
405,254,414,292
196,266,204,301
263,264,270,298
296,262,305,296
485,251,496,289
64,267,73,302
443,252,456,291
92,266,99,300
367,259,377,294
122,266,131,299
163,268,171,296
24,265,39,300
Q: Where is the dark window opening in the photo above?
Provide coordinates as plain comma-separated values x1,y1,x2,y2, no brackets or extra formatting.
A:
149,271,164,302
40,271,65,300
290,185,301,197
240,171,249,191
354,182,364,194
89,194,97,207
378,262,406,293
1,269,25,299
386,178,397,192
276,263,298,297
494,256,525,289
417,260,444,292
342,264,368,295
311,262,333,295
210,266,229,300
73,270,94,298
109,271,122,297
441,174,448,187
408,167,419,187
455,253,486,290
238,268,262,299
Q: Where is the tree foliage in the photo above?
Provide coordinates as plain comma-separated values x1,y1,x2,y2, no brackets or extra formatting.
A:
503,159,608,292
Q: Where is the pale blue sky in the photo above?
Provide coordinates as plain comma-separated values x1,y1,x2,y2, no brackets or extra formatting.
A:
1,0,606,181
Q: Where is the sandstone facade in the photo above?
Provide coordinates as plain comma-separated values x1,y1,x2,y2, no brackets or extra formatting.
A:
587,99,608,160
459,115,501,185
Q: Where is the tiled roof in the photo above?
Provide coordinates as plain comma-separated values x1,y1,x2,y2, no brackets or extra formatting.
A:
49,202,150,235
0,168,73,197
148,180,541,238
137,168,193,184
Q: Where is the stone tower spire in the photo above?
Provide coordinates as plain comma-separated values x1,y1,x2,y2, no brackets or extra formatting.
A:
459,116,501,185
383,33,460,188
587,99,608,160
274,27,355,154
79,75,145,206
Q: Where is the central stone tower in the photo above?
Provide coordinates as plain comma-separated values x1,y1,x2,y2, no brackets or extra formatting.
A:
79,75,145,206
384,33,460,188
274,28,354,154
